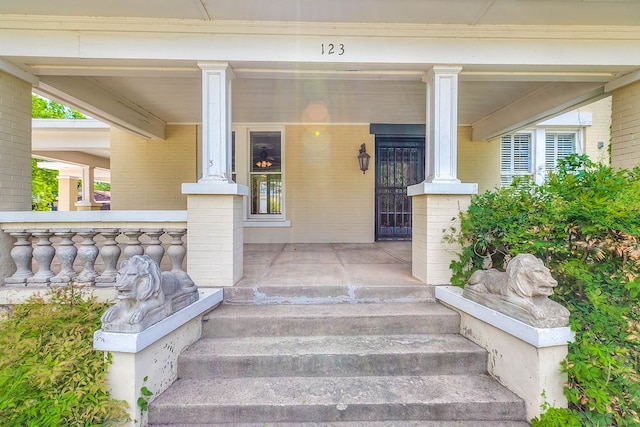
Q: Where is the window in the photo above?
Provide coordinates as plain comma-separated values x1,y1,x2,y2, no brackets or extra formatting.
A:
545,132,576,171
500,133,532,187
249,131,282,217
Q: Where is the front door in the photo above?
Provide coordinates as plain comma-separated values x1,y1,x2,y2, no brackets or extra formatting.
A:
375,137,425,240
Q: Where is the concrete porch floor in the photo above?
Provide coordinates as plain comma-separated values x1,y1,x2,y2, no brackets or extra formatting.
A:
237,242,423,288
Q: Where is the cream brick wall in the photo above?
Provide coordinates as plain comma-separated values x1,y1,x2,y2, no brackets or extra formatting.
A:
0,71,31,280
457,126,499,193
186,194,243,286
578,96,611,164
0,71,31,211
412,194,471,284
110,125,197,210
244,125,375,243
611,81,640,169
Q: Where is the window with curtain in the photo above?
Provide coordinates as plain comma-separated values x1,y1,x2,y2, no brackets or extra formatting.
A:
249,131,282,216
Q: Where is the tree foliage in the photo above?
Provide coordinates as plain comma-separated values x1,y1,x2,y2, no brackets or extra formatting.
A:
32,94,85,119
31,158,58,211
447,155,640,426
31,95,86,210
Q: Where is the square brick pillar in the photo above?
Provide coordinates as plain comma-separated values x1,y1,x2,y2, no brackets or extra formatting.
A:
182,183,248,287
409,183,476,285
609,79,640,169
56,176,78,211
0,71,32,281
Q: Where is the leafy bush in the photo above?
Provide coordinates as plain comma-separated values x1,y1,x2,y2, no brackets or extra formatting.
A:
0,286,129,426
447,155,640,426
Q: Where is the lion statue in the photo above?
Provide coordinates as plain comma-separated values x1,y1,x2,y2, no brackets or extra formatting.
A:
101,255,199,333
463,253,569,328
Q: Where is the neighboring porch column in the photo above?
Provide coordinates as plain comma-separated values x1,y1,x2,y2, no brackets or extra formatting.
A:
607,76,640,169
409,66,477,285
75,166,101,211
182,62,248,287
0,70,32,281
57,175,78,211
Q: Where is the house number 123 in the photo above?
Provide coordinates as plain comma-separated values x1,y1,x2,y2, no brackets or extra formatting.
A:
321,43,345,55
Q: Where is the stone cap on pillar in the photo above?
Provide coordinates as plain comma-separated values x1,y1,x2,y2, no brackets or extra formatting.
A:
182,182,249,196
408,181,478,196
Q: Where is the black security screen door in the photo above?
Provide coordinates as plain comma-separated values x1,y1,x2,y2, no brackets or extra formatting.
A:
375,137,425,240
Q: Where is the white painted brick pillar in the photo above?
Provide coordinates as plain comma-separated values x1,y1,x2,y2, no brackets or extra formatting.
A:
182,63,247,287
0,70,33,280
410,66,477,285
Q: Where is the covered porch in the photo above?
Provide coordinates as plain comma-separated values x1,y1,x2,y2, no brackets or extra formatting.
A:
0,213,422,303
1,0,640,290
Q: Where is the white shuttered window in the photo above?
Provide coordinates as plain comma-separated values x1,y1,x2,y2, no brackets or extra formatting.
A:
545,132,577,171
500,133,532,187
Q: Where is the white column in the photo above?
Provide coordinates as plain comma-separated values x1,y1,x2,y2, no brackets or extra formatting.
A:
75,166,100,210
183,62,247,287
409,65,477,285
423,66,462,184
198,62,235,183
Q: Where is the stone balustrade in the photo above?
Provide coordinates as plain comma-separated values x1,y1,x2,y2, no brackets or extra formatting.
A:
0,211,187,288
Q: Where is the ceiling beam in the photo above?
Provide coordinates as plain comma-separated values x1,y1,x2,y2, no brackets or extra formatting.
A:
604,69,640,92
0,58,39,85
35,76,166,140
32,150,110,170
471,82,607,141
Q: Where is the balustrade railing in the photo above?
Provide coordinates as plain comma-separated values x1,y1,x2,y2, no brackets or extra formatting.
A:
2,228,187,287
0,211,188,288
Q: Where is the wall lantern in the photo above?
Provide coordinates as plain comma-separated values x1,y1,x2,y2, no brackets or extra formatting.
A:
358,143,370,174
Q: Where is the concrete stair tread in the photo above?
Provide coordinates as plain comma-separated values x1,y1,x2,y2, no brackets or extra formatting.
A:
179,334,487,378
223,285,435,304
202,302,460,337
206,302,454,319
149,375,525,424
202,302,460,338
185,334,485,357
153,422,531,427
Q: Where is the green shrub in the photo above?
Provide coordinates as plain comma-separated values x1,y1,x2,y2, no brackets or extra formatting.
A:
0,286,129,426
447,155,640,426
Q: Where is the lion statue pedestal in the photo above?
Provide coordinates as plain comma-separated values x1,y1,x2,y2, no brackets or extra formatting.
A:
101,255,199,333
463,253,569,328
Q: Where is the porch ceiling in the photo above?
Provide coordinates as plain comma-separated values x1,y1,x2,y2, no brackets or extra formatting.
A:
1,1,639,145
18,59,632,133
3,0,640,26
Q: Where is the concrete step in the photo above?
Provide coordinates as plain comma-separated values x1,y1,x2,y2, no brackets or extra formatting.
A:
178,334,487,379
153,422,531,427
148,375,526,425
202,303,460,338
223,285,435,305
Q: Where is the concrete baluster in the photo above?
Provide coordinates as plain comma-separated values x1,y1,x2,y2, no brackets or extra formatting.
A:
95,229,122,286
50,230,78,286
143,229,165,267
122,229,144,260
4,230,34,285
166,229,187,273
75,229,99,285
27,230,56,285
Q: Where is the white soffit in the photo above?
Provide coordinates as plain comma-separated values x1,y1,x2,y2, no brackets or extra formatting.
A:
1,0,640,26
